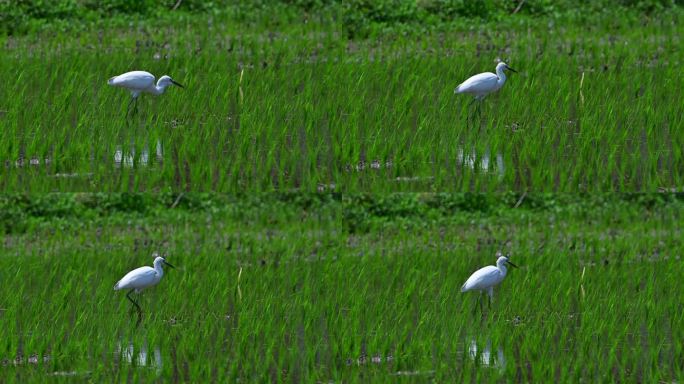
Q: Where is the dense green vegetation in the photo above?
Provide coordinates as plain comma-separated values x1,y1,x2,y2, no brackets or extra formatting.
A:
1,192,682,233
1,193,682,381
3,0,683,36
2,1,682,381
2,12,682,192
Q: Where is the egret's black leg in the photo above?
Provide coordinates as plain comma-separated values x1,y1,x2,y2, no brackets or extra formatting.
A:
126,290,142,316
464,106,472,127
126,97,135,117
478,293,484,314
471,295,478,316
465,99,477,126
126,290,143,325
467,98,477,120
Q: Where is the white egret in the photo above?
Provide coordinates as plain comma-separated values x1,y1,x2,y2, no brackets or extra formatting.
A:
454,62,517,102
461,252,518,312
114,255,175,318
108,71,184,116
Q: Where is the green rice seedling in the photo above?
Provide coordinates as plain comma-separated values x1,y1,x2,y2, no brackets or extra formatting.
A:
0,193,682,381
1,15,682,192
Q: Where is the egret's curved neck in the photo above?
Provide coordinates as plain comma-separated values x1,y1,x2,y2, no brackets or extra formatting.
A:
154,261,165,276
497,263,508,276
150,84,167,95
496,67,507,85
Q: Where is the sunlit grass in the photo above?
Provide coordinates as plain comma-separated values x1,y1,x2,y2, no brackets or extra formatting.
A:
0,15,681,192
0,194,682,381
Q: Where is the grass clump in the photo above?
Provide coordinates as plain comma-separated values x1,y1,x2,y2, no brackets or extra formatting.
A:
0,193,682,381
1,14,682,192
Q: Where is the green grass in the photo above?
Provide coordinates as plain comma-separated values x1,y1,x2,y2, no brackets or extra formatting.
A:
0,193,682,381
1,8,683,381
1,13,682,192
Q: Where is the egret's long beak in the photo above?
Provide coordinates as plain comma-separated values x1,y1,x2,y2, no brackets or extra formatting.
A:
506,66,518,73
171,79,185,88
163,260,176,269
506,260,518,268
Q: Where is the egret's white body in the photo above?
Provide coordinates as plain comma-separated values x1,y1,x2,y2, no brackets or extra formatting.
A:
114,256,175,319
455,62,517,100
461,254,517,310
114,256,172,292
108,71,183,115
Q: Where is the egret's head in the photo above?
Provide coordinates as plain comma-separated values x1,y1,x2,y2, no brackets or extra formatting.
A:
158,75,184,89
496,62,517,73
153,256,176,269
496,255,518,269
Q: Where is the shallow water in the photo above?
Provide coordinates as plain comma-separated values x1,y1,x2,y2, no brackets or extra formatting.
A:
468,338,506,371
114,140,163,169
116,339,162,373
2,139,511,190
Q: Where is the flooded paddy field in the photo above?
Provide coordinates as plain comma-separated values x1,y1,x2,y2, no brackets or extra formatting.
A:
2,4,684,382
1,14,682,192
0,193,682,381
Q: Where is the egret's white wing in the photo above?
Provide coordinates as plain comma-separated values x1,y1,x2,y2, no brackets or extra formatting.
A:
108,71,155,89
461,265,502,292
114,266,158,290
455,72,498,94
